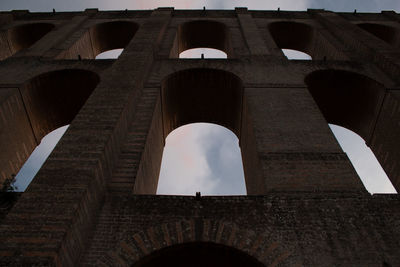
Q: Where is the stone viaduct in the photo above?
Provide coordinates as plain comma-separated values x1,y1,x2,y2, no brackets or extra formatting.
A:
0,7,400,266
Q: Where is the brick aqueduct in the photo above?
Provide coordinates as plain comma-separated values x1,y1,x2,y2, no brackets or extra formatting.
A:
0,6,400,266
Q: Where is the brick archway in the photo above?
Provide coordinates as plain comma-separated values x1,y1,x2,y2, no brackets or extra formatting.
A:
97,220,298,266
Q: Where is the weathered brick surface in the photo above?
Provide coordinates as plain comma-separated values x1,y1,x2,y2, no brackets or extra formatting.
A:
82,194,400,266
0,7,399,266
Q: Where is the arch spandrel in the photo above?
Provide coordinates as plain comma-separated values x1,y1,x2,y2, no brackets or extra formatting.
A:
97,220,298,266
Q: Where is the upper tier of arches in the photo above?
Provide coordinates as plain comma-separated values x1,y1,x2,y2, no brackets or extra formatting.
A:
357,23,400,47
0,22,54,60
60,20,138,59
170,20,232,58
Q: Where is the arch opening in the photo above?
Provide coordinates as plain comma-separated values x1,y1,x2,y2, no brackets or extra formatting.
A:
133,242,265,267
269,21,314,58
358,23,400,47
0,23,54,60
171,20,232,58
281,48,312,60
304,69,396,193
95,48,124,59
14,125,69,192
179,48,227,59
157,123,246,196
0,69,99,188
21,69,100,141
134,68,264,195
329,124,396,194
62,21,138,59
305,69,385,142
162,68,242,137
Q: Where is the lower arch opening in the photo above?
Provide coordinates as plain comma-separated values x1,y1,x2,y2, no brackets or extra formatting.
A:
13,125,69,192
133,241,265,267
329,124,396,194
157,123,246,196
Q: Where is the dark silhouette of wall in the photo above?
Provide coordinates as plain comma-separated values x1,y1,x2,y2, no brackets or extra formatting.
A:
0,7,399,266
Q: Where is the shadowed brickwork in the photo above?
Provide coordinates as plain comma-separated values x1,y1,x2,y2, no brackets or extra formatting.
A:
0,7,399,266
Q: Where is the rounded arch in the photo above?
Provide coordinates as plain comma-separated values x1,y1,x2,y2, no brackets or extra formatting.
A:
89,20,139,57
268,21,314,56
2,22,54,59
134,67,264,195
304,69,385,144
61,20,138,59
97,220,297,266
133,242,264,267
171,20,232,58
358,23,400,47
161,68,243,138
21,69,100,142
179,47,228,59
157,122,247,196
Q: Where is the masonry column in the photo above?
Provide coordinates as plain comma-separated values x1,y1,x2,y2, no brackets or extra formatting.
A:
0,8,172,266
244,85,365,193
370,89,400,191
235,8,279,58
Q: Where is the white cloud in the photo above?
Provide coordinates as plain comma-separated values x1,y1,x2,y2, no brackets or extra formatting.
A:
157,123,246,196
157,124,217,195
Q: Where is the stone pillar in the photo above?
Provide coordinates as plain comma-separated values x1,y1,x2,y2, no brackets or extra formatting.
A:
0,87,36,184
245,86,365,192
235,8,273,57
0,8,172,266
370,89,400,191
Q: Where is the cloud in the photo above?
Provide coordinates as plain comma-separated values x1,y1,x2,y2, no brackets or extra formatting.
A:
157,123,246,195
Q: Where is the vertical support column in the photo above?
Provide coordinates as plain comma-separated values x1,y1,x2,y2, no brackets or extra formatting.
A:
0,87,36,185
370,89,400,192
0,13,13,60
39,9,98,59
235,8,273,57
0,8,172,266
245,86,365,192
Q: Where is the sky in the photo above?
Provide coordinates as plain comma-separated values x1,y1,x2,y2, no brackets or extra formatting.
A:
3,0,399,195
